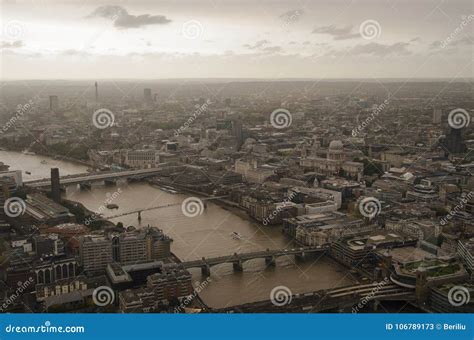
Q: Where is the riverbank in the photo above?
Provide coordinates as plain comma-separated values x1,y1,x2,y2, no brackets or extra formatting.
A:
0,146,92,168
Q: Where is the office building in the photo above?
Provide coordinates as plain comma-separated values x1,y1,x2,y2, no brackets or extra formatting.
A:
49,95,59,112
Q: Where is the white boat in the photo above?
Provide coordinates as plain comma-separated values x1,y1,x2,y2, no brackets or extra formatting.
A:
230,231,243,240
40,160,47,164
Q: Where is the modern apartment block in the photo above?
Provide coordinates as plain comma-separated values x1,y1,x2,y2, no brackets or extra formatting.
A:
80,226,172,274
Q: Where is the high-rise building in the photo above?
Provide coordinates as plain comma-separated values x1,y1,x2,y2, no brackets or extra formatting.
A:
95,82,99,103
80,227,172,274
144,88,152,106
119,264,193,313
441,127,467,155
49,95,59,112
231,119,243,149
79,235,113,274
432,108,442,124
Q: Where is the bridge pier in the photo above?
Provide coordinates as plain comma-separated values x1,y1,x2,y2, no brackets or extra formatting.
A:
80,182,91,190
104,178,117,186
201,264,211,276
265,256,275,266
137,211,142,221
232,259,243,272
295,252,306,262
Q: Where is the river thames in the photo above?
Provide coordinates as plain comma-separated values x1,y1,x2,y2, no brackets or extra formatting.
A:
1,151,355,308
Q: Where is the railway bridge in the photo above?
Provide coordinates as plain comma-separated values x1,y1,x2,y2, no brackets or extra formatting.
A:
181,246,329,275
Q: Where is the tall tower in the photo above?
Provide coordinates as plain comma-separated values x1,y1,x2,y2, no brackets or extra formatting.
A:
50,168,61,203
144,88,152,106
49,95,59,112
95,82,99,103
432,108,441,124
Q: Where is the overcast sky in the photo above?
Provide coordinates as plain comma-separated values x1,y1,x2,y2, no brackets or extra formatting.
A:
0,0,473,79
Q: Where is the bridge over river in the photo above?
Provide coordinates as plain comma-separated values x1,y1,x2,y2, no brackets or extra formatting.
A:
180,246,329,275
24,164,183,188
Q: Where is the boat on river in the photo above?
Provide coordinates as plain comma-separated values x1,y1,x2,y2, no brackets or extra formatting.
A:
230,231,243,240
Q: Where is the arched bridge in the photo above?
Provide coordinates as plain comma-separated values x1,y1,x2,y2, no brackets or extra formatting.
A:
181,246,329,275
213,281,415,313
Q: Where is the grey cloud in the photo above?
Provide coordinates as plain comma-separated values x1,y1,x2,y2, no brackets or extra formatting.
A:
244,40,270,50
262,46,282,54
349,42,411,56
312,25,359,40
243,40,283,54
61,49,93,57
0,40,23,48
429,40,442,49
88,5,171,29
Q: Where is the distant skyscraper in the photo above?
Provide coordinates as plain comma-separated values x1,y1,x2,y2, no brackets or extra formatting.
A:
433,108,442,124
231,119,244,149
144,88,152,105
49,95,58,112
441,127,467,155
95,82,99,103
